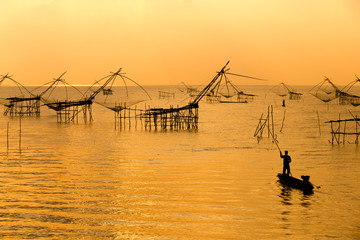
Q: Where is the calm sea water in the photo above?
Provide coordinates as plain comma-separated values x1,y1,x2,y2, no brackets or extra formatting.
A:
0,85,359,239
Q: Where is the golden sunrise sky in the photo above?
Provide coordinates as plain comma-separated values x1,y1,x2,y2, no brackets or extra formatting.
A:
1,0,359,86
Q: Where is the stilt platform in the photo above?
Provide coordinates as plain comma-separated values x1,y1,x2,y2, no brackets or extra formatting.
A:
45,100,93,124
4,96,41,117
141,104,199,130
326,115,360,144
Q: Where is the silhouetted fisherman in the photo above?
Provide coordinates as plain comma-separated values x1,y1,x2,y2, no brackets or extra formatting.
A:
280,150,291,175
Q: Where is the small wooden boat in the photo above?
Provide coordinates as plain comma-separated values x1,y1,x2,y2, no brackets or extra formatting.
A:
277,173,314,192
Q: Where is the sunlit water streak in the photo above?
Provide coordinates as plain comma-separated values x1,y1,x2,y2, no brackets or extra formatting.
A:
0,86,359,239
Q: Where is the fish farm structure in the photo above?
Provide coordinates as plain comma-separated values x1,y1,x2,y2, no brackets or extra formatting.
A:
309,77,341,103
112,61,261,130
271,82,302,100
205,68,263,104
3,96,41,117
338,77,360,106
138,61,265,130
37,72,92,123
310,77,360,106
115,64,225,130
158,91,175,99
181,82,200,98
0,74,41,117
38,69,126,123
82,69,152,130
139,104,199,130
326,113,360,145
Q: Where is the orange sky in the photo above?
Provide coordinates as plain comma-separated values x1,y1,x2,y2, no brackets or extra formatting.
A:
1,0,359,86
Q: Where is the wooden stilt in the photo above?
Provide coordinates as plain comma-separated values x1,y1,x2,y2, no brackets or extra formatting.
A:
317,111,321,136
280,109,286,133
326,113,360,145
7,122,9,152
19,116,21,152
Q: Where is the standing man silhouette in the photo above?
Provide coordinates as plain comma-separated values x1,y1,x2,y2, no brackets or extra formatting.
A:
280,150,291,176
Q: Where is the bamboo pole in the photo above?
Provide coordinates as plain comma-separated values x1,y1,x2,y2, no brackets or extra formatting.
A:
268,122,281,153
88,104,90,122
254,113,264,137
356,115,359,144
317,111,321,136
83,105,86,124
115,110,117,130
149,106,151,130
338,114,341,144
272,106,275,136
330,122,334,144
120,108,123,130
267,106,270,138
343,119,346,144
134,107,137,129
140,108,143,129
128,104,131,130
280,109,286,133
7,122,9,152
19,116,22,152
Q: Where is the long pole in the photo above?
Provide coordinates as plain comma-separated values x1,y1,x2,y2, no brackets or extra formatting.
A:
191,61,230,105
267,106,270,138
271,105,275,137
356,115,359,144
280,109,286,133
7,122,9,152
19,116,22,152
270,131,281,153
317,111,321,136
268,119,281,153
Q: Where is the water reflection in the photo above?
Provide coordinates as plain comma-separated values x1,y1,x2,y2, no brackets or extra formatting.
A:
278,182,314,230
279,186,293,206
300,192,313,208
278,183,314,237
278,184,313,206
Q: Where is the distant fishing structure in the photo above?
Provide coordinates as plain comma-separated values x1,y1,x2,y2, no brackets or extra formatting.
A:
205,68,264,104
271,82,302,100
84,68,151,130
339,76,360,106
158,91,175,99
0,74,41,116
35,72,93,123
111,61,263,130
139,61,266,130
180,82,200,98
139,62,232,130
309,77,341,103
326,111,360,145
37,69,128,123
310,76,360,106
